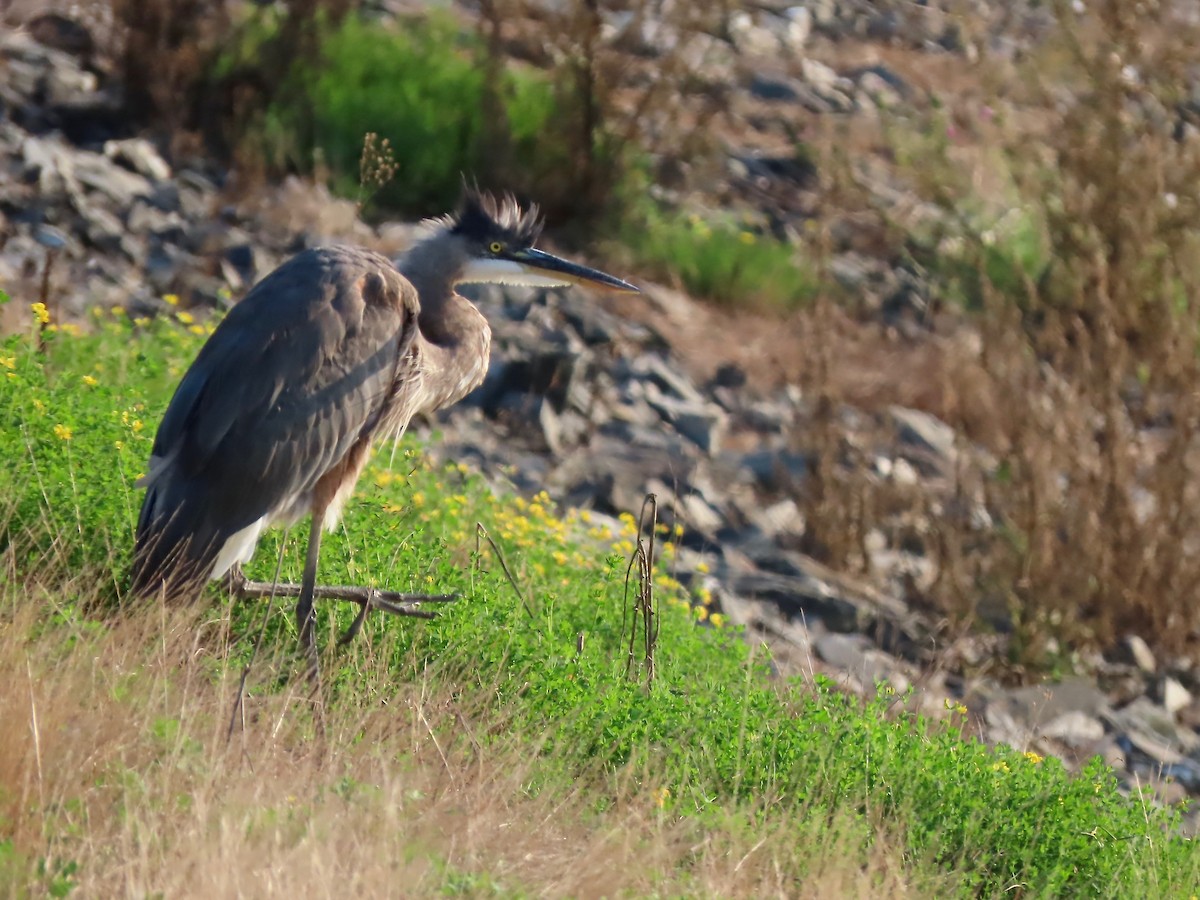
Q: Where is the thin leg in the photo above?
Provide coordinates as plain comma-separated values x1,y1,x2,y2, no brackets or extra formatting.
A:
297,512,324,686
235,581,457,614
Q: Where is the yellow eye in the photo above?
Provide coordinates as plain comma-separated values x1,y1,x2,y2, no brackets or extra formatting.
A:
489,241,503,254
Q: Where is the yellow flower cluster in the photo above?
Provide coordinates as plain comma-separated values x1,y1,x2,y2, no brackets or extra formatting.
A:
120,408,145,435
45,322,82,337
31,302,49,324
943,699,969,716
53,424,72,441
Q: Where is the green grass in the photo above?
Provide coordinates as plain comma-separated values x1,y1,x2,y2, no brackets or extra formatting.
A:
1,306,1198,896
228,11,561,215
618,202,819,310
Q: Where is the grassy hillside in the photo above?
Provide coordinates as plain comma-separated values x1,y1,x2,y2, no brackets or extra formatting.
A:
0,305,1197,896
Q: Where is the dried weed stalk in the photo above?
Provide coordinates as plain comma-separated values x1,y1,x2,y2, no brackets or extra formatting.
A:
623,494,660,687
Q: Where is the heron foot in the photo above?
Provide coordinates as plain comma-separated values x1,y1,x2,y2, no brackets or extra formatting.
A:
230,573,459,644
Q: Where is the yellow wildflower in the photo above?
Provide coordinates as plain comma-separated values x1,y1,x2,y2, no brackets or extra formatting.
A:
739,231,755,244
163,294,180,306
696,561,710,574
133,316,151,328
653,786,671,808
189,324,205,336
1024,752,1045,765
177,311,195,325
32,399,45,412
710,613,727,628
0,356,14,369
81,374,98,387
59,323,81,337
131,419,144,433
53,424,72,441
110,305,123,317
31,302,49,324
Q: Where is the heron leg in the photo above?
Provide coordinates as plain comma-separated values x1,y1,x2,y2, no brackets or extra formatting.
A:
297,512,324,685
233,581,459,637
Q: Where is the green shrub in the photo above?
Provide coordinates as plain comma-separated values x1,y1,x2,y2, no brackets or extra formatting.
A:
620,203,818,310
228,11,561,215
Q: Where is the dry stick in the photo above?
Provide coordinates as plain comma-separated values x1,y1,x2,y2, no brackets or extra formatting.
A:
475,522,535,620
622,549,640,679
623,493,660,686
225,533,291,747
639,494,659,687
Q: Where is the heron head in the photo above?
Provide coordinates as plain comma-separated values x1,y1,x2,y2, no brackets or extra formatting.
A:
447,186,639,294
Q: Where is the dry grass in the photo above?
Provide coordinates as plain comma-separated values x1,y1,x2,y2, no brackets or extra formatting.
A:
0,570,927,898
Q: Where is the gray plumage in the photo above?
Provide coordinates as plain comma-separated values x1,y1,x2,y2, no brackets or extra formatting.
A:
130,187,638,668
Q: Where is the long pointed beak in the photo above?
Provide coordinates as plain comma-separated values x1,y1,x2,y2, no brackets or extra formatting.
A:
507,247,640,294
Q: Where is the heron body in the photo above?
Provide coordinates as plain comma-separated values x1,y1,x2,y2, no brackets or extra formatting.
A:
130,188,637,672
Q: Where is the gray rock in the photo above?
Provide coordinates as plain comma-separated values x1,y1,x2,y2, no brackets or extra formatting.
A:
1163,677,1193,717
624,353,706,405
816,632,871,669
735,448,808,491
729,12,782,56
678,491,726,537
71,149,154,207
127,199,184,240
889,406,959,473
801,58,840,92
105,138,171,182
77,200,135,259
1109,697,1197,752
1040,710,1106,748
750,498,805,539
643,386,727,454
1122,635,1158,674
748,73,802,103
32,224,70,250
783,7,813,52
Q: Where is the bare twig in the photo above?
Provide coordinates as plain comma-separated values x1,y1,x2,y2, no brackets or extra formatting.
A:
623,493,659,687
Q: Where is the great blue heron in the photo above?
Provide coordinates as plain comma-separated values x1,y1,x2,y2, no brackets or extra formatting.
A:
130,187,638,675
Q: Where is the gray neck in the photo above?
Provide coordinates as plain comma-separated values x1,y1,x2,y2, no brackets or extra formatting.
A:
398,229,465,319
397,228,492,411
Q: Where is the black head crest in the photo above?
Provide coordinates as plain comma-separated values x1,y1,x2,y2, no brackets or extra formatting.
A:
448,182,543,249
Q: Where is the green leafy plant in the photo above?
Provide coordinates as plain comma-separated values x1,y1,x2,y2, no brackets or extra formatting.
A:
619,202,818,310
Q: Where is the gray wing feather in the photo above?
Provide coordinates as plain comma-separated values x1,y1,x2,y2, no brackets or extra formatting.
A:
132,246,418,596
